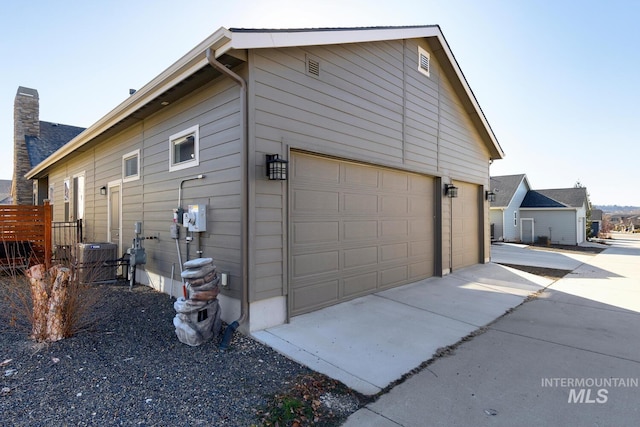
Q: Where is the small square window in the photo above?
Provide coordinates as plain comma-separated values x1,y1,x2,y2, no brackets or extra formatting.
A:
418,46,431,77
123,149,140,182
169,125,199,172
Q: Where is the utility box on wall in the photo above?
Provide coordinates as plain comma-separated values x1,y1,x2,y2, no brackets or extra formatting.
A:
183,204,207,232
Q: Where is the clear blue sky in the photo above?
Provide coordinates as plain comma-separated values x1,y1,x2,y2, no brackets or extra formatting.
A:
2,0,639,206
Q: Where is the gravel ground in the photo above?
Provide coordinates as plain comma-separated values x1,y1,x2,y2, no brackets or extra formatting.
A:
0,277,361,426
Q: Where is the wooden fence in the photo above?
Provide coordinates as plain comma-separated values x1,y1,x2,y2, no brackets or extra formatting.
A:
0,202,52,269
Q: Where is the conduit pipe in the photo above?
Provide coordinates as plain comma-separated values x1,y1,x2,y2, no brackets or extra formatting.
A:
206,48,248,350
178,174,205,208
176,174,204,297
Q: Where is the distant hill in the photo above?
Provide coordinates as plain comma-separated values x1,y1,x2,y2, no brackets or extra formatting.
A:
595,205,640,214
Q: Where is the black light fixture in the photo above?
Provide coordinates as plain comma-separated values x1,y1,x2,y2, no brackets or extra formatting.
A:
100,186,107,196
265,154,288,180
445,184,458,198
486,190,496,202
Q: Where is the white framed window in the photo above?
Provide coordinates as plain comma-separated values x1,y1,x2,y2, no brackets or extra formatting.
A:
418,46,431,77
169,125,199,172
123,149,140,182
514,211,518,227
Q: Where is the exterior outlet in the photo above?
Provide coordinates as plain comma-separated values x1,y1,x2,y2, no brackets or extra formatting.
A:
221,272,228,287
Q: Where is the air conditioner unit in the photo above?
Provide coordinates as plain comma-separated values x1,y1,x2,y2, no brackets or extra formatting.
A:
76,242,118,284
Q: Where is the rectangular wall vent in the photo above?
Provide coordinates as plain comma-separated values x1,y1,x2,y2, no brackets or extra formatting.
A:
306,56,320,77
418,46,431,77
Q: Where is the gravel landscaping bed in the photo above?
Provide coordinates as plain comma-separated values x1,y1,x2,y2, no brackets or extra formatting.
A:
1,277,363,426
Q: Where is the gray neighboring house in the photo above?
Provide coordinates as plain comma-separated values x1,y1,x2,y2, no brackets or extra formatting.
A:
590,208,603,236
13,87,85,205
520,187,589,245
489,174,530,242
25,26,505,331
0,180,12,204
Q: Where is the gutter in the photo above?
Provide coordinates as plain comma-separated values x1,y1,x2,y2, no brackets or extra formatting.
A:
205,48,249,344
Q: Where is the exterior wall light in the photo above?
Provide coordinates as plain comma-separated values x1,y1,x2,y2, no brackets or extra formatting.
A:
266,154,288,180
445,184,458,198
100,186,107,196
486,190,496,202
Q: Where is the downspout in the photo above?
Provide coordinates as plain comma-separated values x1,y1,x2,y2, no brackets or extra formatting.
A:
206,48,249,350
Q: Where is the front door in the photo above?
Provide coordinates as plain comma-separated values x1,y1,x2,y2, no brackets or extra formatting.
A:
521,218,534,243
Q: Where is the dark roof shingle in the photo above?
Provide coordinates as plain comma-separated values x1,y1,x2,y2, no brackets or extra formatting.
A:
25,121,85,168
521,188,588,208
490,174,527,207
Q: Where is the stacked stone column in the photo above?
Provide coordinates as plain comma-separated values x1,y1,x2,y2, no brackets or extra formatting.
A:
173,258,222,346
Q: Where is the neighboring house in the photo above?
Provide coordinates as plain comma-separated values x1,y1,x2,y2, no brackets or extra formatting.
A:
489,174,531,242
25,26,504,331
0,180,12,204
590,208,603,236
624,215,640,232
12,87,85,205
490,174,590,245
520,187,589,245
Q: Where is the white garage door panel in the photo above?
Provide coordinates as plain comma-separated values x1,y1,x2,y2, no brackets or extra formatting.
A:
290,152,435,316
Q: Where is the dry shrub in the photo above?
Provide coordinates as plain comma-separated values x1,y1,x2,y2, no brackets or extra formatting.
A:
0,257,106,341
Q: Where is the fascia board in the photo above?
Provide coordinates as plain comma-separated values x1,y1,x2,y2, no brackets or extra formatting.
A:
28,25,504,177
217,26,442,55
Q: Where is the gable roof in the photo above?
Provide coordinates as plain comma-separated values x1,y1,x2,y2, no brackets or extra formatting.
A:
27,25,504,179
489,174,528,208
25,121,86,168
521,188,588,209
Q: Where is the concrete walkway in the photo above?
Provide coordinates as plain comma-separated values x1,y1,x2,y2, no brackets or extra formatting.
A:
253,253,554,395
342,234,640,426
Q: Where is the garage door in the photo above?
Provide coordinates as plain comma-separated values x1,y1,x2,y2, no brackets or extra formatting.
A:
290,152,434,316
451,180,480,270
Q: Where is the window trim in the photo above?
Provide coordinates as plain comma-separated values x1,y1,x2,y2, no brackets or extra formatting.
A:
122,149,141,182
169,125,199,172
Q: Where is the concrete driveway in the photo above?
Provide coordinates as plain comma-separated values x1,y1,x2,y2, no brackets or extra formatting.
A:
253,249,555,395
490,242,595,270
343,233,640,426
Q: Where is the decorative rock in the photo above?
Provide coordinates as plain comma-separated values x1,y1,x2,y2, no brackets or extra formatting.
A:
173,257,223,346
180,264,216,279
183,258,214,269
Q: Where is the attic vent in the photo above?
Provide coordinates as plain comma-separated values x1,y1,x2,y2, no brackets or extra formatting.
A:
418,46,431,77
306,56,320,77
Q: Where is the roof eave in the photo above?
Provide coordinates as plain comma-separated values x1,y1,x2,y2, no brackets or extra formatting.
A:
27,28,234,179
27,25,504,177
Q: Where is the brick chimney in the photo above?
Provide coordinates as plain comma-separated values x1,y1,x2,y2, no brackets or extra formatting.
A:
12,86,40,205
